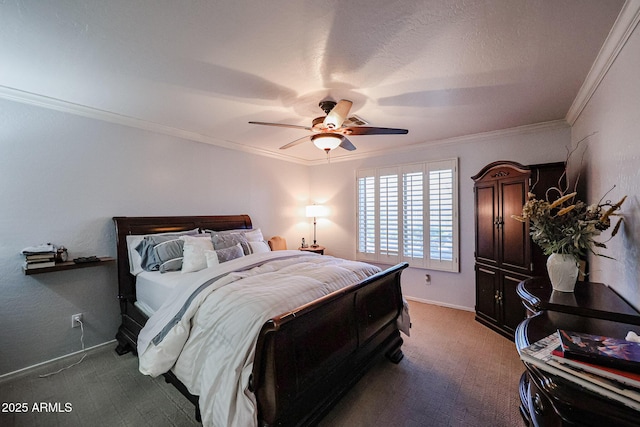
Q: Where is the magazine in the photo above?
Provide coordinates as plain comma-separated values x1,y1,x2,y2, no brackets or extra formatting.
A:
551,348,640,390
519,333,640,409
558,330,640,374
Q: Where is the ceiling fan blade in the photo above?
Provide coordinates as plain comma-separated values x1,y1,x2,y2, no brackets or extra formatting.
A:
323,99,353,129
339,137,357,151
249,121,312,131
342,126,408,136
279,135,310,150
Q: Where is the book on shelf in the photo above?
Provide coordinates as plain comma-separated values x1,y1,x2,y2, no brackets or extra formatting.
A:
551,348,640,391
21,243,55,256
519,332,640,410
558,330,640,374
23,260,56,269
24,253,55,261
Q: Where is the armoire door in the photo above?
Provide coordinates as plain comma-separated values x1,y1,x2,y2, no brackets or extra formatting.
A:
498,176,531,274
474,181,499,266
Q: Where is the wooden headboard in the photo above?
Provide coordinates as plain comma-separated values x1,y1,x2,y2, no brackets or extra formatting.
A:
112,215,252,302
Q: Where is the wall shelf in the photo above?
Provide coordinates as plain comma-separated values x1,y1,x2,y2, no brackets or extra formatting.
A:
24,257,115,275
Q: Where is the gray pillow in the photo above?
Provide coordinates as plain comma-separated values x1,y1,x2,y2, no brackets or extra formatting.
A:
156,239,185,273
136,232,197,272
211,233,251,255
215,244,245,263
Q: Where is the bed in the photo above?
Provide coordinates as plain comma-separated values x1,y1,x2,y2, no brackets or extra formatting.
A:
113,215,409,427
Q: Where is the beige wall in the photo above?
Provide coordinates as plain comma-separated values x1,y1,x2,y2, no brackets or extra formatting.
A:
571,22,640,308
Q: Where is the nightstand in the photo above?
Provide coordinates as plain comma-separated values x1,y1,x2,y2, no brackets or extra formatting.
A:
299,246,325,255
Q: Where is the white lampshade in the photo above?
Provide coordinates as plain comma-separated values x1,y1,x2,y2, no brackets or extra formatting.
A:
311,134,342,151
306,204,328,218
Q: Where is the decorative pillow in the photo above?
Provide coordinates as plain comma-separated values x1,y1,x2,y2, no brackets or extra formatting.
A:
136,234,190,272
214,243,245,263
180,235,214,273
127,228,199,275
211,233,251,255
204,250,219,268
156,239,187,273
126,235,146,275
242,228,264,242
248,240,271,254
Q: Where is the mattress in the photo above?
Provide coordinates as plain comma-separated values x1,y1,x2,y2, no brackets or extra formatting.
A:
135,270,185,316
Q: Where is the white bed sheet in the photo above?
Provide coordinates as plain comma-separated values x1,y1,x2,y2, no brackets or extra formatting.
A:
135,270,185,316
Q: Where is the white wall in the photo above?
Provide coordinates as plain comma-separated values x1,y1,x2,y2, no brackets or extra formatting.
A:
309,124,571,311
571,22,640,308
0,98,309,375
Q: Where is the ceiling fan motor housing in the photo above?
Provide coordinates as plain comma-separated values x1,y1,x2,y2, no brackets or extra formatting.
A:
319,100,337,114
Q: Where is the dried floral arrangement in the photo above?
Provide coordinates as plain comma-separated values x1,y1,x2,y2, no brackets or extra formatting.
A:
512,135,626,261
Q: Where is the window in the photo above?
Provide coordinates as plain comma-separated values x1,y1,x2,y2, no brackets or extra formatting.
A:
356,159,458,272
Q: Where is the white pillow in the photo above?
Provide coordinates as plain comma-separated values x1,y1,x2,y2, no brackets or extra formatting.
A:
180,235,214,273
248,240,270,254
126,235,145,276
204,250,220,268
243,228,264,242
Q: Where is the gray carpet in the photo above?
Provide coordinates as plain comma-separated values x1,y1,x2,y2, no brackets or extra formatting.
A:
0,301,524,427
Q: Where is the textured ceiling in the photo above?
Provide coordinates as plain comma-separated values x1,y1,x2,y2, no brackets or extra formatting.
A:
0,0,625,164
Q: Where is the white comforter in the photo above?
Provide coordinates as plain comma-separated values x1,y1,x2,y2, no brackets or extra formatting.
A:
137,250,382,427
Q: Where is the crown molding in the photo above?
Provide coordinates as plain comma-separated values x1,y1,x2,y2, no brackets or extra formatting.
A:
1,84,569,167
308,120,570,166
0,85,310,165
566,0,640,125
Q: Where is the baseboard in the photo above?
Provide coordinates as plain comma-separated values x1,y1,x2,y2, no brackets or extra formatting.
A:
405,296,474,313
0,339,117,383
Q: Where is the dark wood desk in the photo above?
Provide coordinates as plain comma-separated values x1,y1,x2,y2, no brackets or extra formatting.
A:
516,278,640,426
517,277,640,325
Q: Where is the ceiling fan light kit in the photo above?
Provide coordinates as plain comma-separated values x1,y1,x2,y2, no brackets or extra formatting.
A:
248,99,408,157
311,134,342,152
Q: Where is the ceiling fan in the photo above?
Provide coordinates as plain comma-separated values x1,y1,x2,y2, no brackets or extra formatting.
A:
248,99,408,153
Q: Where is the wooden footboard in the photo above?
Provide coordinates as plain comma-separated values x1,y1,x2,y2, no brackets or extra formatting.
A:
251,262,408,427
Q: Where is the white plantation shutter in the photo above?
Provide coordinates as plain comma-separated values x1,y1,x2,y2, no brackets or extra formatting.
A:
356,159,458,272
357,170,376,261
378,169,399,263
402,165,425,267
426,160,457,271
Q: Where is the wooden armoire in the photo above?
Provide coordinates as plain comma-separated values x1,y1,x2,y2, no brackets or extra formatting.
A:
472,161,565,340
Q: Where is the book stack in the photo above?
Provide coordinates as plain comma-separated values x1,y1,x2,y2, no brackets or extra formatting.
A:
21,243,56,270
520,329,640,410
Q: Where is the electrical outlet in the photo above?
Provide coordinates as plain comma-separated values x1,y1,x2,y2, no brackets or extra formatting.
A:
71,313,83,328
425,274,431,285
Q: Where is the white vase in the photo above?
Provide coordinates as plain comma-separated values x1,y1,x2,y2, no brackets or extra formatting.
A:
546,253,579,292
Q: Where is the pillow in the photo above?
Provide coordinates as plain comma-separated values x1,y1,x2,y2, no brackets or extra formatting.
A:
242,228,264,242
128,228,199,275
126,235,146,275
204,250,219,268
181,235,214,273
156,239,187,273
211,232,251,255
136,235,185,272
248,240,271,254
214,243,245,263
